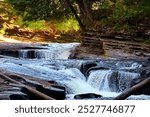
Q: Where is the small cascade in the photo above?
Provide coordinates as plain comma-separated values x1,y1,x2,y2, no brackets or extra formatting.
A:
116,62,142,70
18,43,79,60
35,49,71,60
63,78,100,94
87,70,140,92
87,70,118,92
59,68,86,81
19,49,72,60
117,71,140,92
19,50,29,59
59,68,97,94
35,50,57,59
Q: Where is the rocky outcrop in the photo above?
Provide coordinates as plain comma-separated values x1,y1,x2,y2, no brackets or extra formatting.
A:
80,62,97,76
102,38,150,58
0,71,66,100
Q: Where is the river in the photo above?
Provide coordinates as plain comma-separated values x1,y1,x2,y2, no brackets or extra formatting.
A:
0,43,150,100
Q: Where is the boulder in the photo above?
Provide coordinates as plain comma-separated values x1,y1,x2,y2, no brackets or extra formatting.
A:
74,93,102,99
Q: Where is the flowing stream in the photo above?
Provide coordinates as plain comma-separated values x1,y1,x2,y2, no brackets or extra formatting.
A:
0,43,150,100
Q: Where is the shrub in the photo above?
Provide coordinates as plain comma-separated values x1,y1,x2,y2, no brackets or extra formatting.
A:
56,18,79,33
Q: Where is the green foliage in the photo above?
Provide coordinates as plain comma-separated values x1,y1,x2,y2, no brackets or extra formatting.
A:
108,1,141,23
14,16,46,30
56,18,79,33
144,38,150,44
3,0,150,33
14,16,24,26
140,0,150,18
6,0,71,21
25,20,46,30
91,0,145,30
0,28,5,35
0,1,15,17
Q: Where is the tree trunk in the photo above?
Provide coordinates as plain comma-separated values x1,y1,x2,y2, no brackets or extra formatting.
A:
66,0,86,31
114,77,150,100
76,0,93,28
0,73,55,100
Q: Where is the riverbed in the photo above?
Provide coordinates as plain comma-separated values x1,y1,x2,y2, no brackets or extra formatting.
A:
0,42,150,100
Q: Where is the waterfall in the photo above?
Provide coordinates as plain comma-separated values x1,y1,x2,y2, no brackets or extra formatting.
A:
117,71,140,91
19,50,29,59
18,43,79,60
87,70,118,92
87,70,140,92
35,49,71,60
18,49,71,60
59,68,97,94
63,78,100,94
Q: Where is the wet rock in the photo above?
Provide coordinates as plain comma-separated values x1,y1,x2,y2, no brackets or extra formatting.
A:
0,50,19,57
131,78,150,95
140,67,150,78
26,50,36,59
0,90,29,100
86,66,110,76
48,81,57,84
80,62,97,76
135,52,144,56
10,94,29,100
35,85,66,100
50,85,66,91
0,94,11,100
21,87,44,100
74,93,102,99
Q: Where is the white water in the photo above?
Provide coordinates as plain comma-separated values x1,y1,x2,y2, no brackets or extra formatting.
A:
19,43,79,60
59,68,86,81
87,66,140,92
117,71,140,91
0,43,150,100
87,70,114,92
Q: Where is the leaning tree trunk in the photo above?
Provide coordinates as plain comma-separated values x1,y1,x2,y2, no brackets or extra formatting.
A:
76,0,94,28
66,0,104,58
0,73,55,100
114,77,150,100
66,0,85,31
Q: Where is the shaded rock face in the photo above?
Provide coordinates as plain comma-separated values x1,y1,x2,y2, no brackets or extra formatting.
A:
70,46,104,59
35,85,66,100
10,94,29,100
131,64,150,95
0,70,67,100
80,62,97,77
74,93,102,99
0,50,19,57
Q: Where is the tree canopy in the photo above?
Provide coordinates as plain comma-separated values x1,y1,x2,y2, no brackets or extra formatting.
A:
6,0,150,27
2,0,150,40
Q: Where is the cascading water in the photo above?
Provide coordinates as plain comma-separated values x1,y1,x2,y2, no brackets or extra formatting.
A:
19,49,72,60
87,70,140,92
18,43,79,60
87,70,115,92
1,43,150,100
19,50,29,59
117,71,140,92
